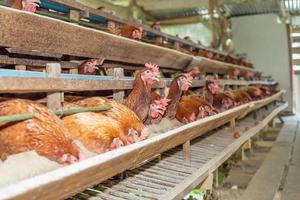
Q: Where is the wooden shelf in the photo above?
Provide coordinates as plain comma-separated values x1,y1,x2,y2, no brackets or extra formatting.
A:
0,69,276,93
19,0,243,61
0,6,257,75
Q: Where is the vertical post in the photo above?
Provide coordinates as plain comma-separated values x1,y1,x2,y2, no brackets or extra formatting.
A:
46,63,62,111
199,173,213,191
69,10,80,21
183,140,191,164
155,36,164,45
69,68,78,74
15,65,26,71
113,68,125,103
230,118,236,132
214,168,219,188
174,41,180,51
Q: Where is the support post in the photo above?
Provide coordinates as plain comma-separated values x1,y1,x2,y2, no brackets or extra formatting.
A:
15,65,26,71
69,68,78,74
199,173,213,191
113,68,125,103
230,118,236,132
46,63,62,111
214,168,219,188
183,140,191,164
174,41,180,51
69,10,80,21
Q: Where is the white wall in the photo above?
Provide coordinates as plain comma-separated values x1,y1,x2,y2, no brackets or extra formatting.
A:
231,14,293,112
162,23,212,46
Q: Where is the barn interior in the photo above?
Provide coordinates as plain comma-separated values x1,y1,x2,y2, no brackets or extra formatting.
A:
0,0,299,200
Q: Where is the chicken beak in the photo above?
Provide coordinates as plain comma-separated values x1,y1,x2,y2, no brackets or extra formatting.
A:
152,76,160,82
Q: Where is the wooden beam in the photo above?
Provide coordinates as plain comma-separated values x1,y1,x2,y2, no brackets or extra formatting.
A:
0,55,78,68
293,47,300,54
292,36,300,43
159,15,206,25
292,28,300,33
0,6,193,70
138,0,208,11
293,59,300,65
6,47,62,58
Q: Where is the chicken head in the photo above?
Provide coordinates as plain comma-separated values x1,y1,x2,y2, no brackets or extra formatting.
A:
177,73,193,91
206,80,219,95
132,27,144,39
149,98,171,119
110,137,125,149
22,0,40,12
141,63,160,85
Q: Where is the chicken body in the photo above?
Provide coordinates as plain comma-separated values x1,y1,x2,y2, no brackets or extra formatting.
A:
126,63,160,123
63,112,126,153
166,74,193,119
176,96,218,123
72,97,149,142
0,99,83,165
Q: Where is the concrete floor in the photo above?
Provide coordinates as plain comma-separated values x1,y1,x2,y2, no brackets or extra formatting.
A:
214,124,281,200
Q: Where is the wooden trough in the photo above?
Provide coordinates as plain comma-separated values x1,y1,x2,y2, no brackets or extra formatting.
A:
0,91,285,200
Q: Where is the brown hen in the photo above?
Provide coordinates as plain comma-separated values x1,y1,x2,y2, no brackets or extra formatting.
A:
0,99,83,165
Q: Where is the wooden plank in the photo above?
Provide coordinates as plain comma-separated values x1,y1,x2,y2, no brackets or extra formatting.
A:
0,6,257,74
292,59,300,65
187,57,259,76
240,123,297,200
6,47,62,58
43,0,238,60
0,55,78,68
0,6,192,70
293,47,300,54
138,0,208,11
160,103,288,200
199,173,213,191
0,103,251,200
292,36,300,43
46,63,62,111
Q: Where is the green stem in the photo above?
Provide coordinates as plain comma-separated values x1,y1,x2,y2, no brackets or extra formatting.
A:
54,106,112,116
0,113,35,123
0,106,111,123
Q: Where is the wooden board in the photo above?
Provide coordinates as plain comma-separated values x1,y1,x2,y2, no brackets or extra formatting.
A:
0,68,276,93
0,103,251,200
189,57,258,75
0,6,192,70
0,6,257,74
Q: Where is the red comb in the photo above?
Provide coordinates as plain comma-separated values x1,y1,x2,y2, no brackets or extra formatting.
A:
145,63,160,73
